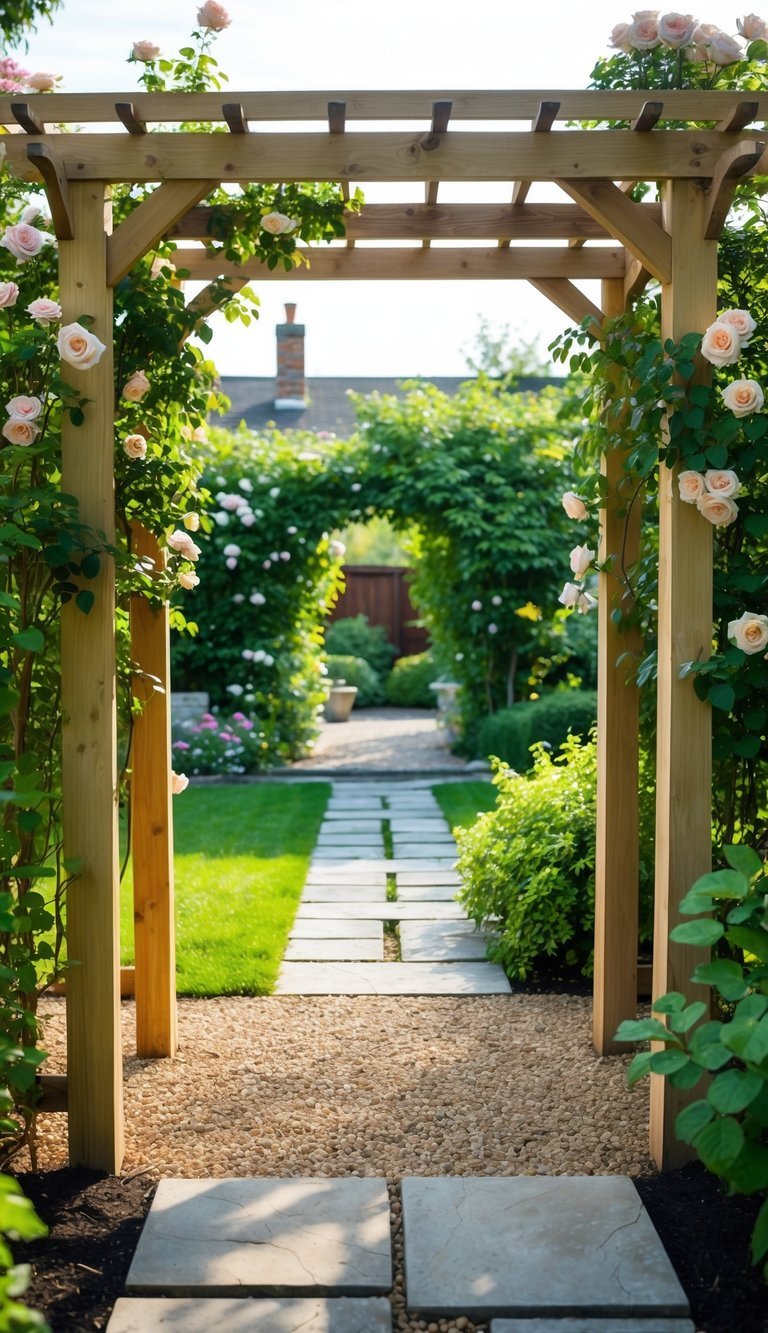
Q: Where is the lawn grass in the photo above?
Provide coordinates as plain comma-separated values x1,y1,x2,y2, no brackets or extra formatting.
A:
433,780,497,833
120,782,330,996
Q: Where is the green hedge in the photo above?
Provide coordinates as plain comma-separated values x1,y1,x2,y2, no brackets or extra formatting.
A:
384,652,439,708
324,615,397,677
325,654,383,707
476,690,597,771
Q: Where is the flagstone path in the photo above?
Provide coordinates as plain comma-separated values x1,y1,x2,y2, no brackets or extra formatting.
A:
276,779,510,996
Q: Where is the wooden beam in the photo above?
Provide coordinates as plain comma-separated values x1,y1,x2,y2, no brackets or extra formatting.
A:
527,277,604,328
593,277,642,1056
26,143,73,240
59,182,123,1172
130,524,177,1060
106,180,214,286
624,253,652,305
651,178,716,1171
2,130,746,185
115,102,147,135
173,245,626,281
173,201,659,243
703,137,765,240
557,179,672,284
507,100,559,217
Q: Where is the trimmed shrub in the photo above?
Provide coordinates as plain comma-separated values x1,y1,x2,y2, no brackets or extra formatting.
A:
476,690,597,771
384,652,439,708
456,735,655,980
325,654,383,707
324,614,397,677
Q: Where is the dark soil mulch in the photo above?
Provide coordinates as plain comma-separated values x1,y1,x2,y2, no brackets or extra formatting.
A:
9,1161,768,1332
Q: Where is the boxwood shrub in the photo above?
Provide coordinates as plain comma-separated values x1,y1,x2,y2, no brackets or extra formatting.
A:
475,690,597,770
384,652,439,708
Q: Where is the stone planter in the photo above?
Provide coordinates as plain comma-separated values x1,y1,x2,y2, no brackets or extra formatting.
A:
324,683,358,723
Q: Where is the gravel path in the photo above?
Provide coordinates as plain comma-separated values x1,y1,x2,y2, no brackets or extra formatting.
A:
291,708,470,772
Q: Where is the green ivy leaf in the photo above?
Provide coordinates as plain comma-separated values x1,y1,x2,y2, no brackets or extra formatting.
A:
12,628,44,654
691,959,749,1002
614,1017,678,1044
675,1099,714,1144
650,1048,690,1075
670,920,724,946
708,682,736,712
707,1068,763,1115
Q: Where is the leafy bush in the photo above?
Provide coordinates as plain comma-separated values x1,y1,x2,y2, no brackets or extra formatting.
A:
456,735,655,979
384,653,439,708
324,615,397,677
325,655,383,707
476,690,598,771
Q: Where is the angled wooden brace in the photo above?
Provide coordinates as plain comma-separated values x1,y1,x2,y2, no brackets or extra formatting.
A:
703,137,766,240
528,277,604,333
11,102,45,134
26,143,73,240
106,180,215,287
223,102,249,134
570,103,662,249
180,276,248,345
624,253,652,306
558,178,671,284
115,102,148,135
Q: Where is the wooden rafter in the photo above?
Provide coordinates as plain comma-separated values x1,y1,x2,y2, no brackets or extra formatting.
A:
505,99,559,222
423,100,453,247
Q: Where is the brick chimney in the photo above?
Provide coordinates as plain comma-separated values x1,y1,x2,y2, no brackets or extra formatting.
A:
275,302,308,409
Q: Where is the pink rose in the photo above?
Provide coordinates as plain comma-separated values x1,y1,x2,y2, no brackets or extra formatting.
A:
678,470,706,503
577,591,597,614
728,610,768,654
609,21,633,50
6,394,42,421
26,71,58,91
167,529,201,561
700,321,741,367
721,379,764,417
627,10,661,49
558,582,581,608
132,40,161,61
717,309,756,345
708,29,744,63
261,211,297,235
122,370,150,402
2,417,39,446
123,433,147,460
569,544,595,578
696,493,739,526
26,297,61,323
20,204,43,225
57,322,107,369
171,771,189,794
704,469,741,498
0,222,50,263
562,491,588,520
182,511,200,531
196,1,231,30
0,282,19,308
179,570,200,590
658,12,697,47
738,14,767,39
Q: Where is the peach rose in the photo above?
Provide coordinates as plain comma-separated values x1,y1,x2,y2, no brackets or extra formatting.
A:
167,529,202,561
0,282,19,308
57,321,107,369
627,10,661,49
0,222,50,263
26,297,61,323
658,12,696,47
728,610,768,654
132,40,161,61
179,570,200,590
569,544,595,578
171,771,190,794
577,590,598,614
696,493,739,526
123,433,147,460
196,1,231,30
2,417,39,446
26,71,58,91
182,511,201,531
261,211,297,235
562,491,588,520
678,470,706,503
721,379,764,417
122,370,150,402
738,14,767,40
700,321,742,367
610,21,633,50
704,469,741,498
6,394,42,421
558,582,581,608
717,309,756,345
708,29,744,63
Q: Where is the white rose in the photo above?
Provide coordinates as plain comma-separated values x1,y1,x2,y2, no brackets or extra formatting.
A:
123,433,147,460
700,321,742,368
609,21,633,50
558,582,581,608
223,543,241,557
6,394,42,421
196,0,231,30
26,297,61,323
132,40,161,61
627,11,662,49
562,491,588,520
577,591,598,614
658,13,697,48
122,370,150,402
569,544,595,578
171,771,189,794
717,309,757,345
167,529,201,561
704,469,741,498
678,470,706,503
0,282,19,308
727,610,768,654
26,71,59,91
179,570,200,590
721,379,764,418
738,14,767,40
57,321,107,370
708,29,744,63
261,211,297,235
696,493,739,526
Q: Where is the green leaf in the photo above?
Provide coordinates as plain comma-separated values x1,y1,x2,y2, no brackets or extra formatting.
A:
650,1049,690,1075
80,553,100,579
694,1115,745,1175
614,1018,677,1044
652,992,686,1014
12,627,44,653
724,845,764,880
626,1050,653,1086
75,590,95,615
707,1068,763,1114
669,1001,708,1034
727,925,768,962
690,868,749,899
675,1099,714,1144
728,1142,768,1195
668,1061,704,1090
708,682,736,712
670,920,724,946
691,959,749,1002
752,1196,768,1264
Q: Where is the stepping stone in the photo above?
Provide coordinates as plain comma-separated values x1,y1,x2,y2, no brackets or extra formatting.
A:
108,1297,393,1332
400,922,491,960
317,830,385,842
275,962,511,995
316,820,383,833
401,1177,690,1319
396,883,459,901
306,871,387,886
490,1321,695,1333
290,919,384,939
302,884,387,902
126,1178,391,1296
389,820,451,833
397,870,461,887
284,938,384,962
391,844,456,859
295,902,465,921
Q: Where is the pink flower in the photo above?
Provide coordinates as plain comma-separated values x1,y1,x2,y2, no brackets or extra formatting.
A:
562,491,588,520
171,771,189,795
167,529,201,561
717,309,756,345
123,434,147,460
223,543,241,557
738,14,767,40
569,544,595,578
704,469,741,498
232,712,246,722
609,21,633,50
558,582,581,608
225,556,238,569
57,322,107,369
471,599,483,611
122,370,150,402
173,740,190,750
627,10,661,49
239,718,254,730
0,222,50,264
2,418,39,446
577,591,598,614
721,379,764,417
26,297,61,323
132,40,161,60
0,282,19,308
678,470,706,503
6,394,42,421
696,493,739,526
179,570,200,590
218,493,245,511
261,211,297,235
708,29,744,63
196,1,231,30
700,321,741,368
728,610,768,654
26,71,59,91
658,12,697,48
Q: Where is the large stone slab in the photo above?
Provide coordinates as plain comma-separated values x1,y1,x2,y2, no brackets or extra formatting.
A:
276,962,511,995
295,901,465,921
290,919,384,939
126,1178,391,1297
490,1321,695,1333
108,1297,393,1332
306,871,387,886
397,870,462,887
284,938,384,962
302,884,387,902
389,820,451,833
400,921,490,960
316,820,384,833
396,883,460,902
316,832,386,846
401,1177,690,1319
391,844,456,859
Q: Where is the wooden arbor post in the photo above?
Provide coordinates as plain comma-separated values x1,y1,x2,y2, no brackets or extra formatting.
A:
59,182,124,1172
651,179,716,1169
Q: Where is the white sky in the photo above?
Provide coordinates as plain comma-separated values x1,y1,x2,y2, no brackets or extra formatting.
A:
10,0,750,376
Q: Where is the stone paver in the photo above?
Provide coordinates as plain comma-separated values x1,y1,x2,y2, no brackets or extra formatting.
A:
315,820,384,833
400,921,491,961
401,1177,689,1319
396,883,460,901
391,843,457,859
295,902,465,920
316,832,386,846
302,884,387,902
397,870,461,887
284,939,384,962
108,1297,393,1332
126,1178,391,1296
389,819,452,833
290,919,384,939
490,1321,695,1333
275,962,510,995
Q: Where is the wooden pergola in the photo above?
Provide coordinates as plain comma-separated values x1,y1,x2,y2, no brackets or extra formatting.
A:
2,87,764,1175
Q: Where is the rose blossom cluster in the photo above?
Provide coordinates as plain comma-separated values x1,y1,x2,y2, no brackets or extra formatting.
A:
2,393,43,447
678,467,741,526
609,12,755,65
167,528,202,591
558,494,597,612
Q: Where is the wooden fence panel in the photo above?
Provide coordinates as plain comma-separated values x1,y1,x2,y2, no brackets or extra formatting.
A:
329,566,429,659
